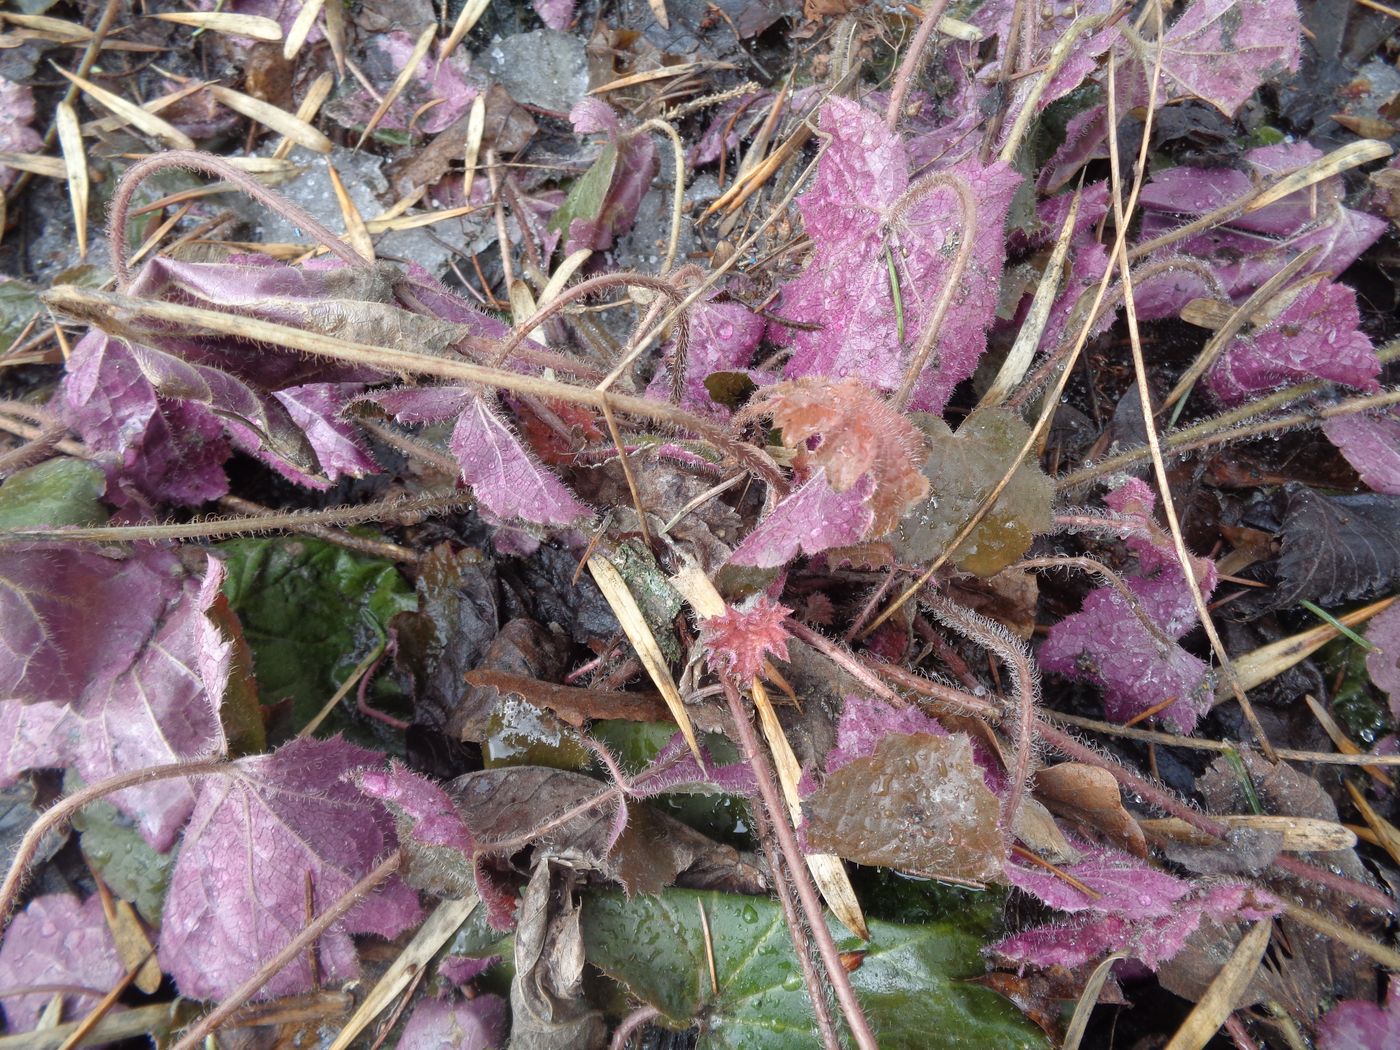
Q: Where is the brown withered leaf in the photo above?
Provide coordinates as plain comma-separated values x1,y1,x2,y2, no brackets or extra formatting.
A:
944,567,1039,640
510,860,606,1050
1033,763,1148,858
450,766,764,896
750,377,929,536
464,670,670,726
803,733,1003,881
390,83,536,196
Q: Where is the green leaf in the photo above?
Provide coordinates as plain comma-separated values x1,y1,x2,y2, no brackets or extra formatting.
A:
0,459,107,529
71,793,176,926
894,408,1053,577
581,888,1046,1050
218,537,416,741
548,143,618,236
0,278,41,350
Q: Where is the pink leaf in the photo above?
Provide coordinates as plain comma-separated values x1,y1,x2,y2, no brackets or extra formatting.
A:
775,98,1021,413
158,737,421,1001
1144,0,1302,116
397,994,508,1050
0,894,124,1032
272,383,379,484
1206,279,1379,406
644,292,765,418
701,597,793,681
0,552,229,850
1004,843,1192,918
0,77,42,191
1365,601,1400,723
825,695,947,774
328,31,479,135
729,470,876,568
449,396,590,526
1039,480,1219,732
1318,980,1400,1050
1324,413,1400,496
992,882,1282,970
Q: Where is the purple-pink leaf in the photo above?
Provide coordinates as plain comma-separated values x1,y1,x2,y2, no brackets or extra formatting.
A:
60,331,231,506
533,0,576,29
1038,479,1219,732
328,31,479,135
1142,0,1302,116
1365,601,1400,723
1324,412,1400,496
449,396,590,526
0,78,42,191
1004,843,1192,918
729,470,875,568
0,551,228,850
561,101,658,256
992,881,1282,970
0,894,124,1033
1317,980,1400,1050
825,694,946,774
1206,279,1379,406
158,737,421,1001
398,994,509,1050
272,383,378,484
775,98,1020,413
645,291,765,418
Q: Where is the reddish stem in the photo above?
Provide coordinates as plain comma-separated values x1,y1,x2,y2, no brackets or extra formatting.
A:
885,0,954,131
721,679,878,1050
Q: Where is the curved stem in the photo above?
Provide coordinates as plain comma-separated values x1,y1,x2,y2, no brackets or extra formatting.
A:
721,680,877,1050
170,854,402,1050
610,1005,663,1050
109,151,363,288
885,0,953,131
887,172,977,411
1,758,232,928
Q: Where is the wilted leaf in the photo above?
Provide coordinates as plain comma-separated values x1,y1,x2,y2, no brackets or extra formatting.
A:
1317,980,1400,1050
729,470,876,567
219,537,415,735
0,77,42,191
1039,479,1218,732
752,377,929,535
1206,279,1379,405
1273,484,1400,609
552,99,657,256
0,894,124,1032
1366,601,1400,722
582,887,1046,1049
804,733,1003,881
397,993,509,1050
158,737,422,1001
894,408,1053,576
511,860,606,1050
0,277,41,351
0,551,229,849
1032,763,1148,857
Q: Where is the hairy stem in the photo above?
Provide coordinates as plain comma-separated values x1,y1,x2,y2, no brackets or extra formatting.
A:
885,0,953,130
108,151,363,288
1,758,232,928
721,679,877,1050
610,1005,663,1050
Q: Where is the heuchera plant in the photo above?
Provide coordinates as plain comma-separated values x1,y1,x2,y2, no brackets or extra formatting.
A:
4,0,1398,1041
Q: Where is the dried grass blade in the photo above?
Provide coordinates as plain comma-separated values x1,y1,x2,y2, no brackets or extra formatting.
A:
462,92,486,200
1305,694,1394,790
150,11,283,41
53,66,195,150
1343,781,1400,867
0,151,66,179
440,0,490,61
358,24,435,149
649,0,671,29
1162,920,1270,1050
325,896,478,1050
0,12,93,41
325,162,375,262
590,62,733,95
208,83,332,153
54,101,88,259
671,562,869,939
980,187,1081,407
1139,814,1357,852
284,0,325,60
1062,952,1127,1050
588,554,702,761
1226,596,1397,696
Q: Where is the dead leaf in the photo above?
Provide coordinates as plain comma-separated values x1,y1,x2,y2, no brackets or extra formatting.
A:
1034,763,1148,858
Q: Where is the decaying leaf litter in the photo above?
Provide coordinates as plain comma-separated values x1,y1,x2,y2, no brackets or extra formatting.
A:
1,0,1400,1046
